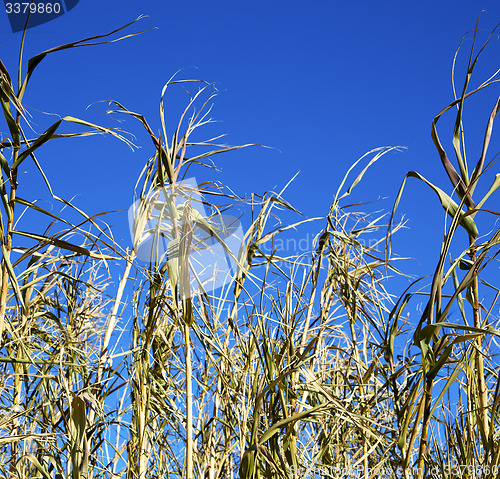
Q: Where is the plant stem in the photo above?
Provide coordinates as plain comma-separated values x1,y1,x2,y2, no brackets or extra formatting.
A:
2,109,20,476
0,162,18,337
416,377,433,479
184,321,193,479
470,238,490,444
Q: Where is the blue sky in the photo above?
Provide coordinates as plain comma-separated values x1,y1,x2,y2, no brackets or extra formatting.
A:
1,0,500,288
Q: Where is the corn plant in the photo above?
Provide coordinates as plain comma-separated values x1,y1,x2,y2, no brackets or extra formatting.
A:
0,18,146,478
387,17,500,478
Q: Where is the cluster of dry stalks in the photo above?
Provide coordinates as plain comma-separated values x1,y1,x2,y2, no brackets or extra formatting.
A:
0,16,499,479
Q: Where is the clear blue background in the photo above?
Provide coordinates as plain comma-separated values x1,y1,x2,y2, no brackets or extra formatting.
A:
1,0,500,291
